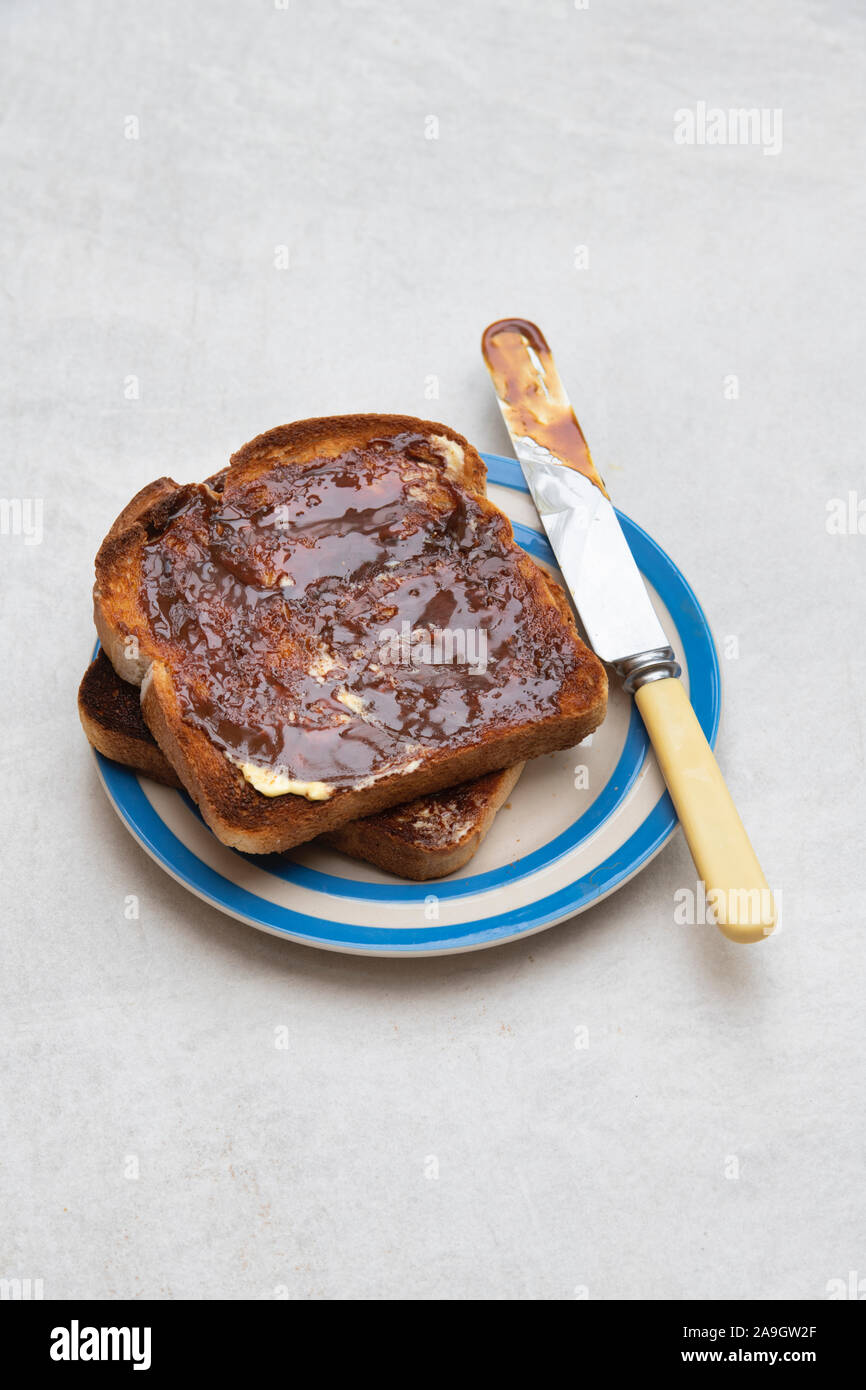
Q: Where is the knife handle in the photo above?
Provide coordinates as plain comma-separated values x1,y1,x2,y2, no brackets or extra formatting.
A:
633,677,776,944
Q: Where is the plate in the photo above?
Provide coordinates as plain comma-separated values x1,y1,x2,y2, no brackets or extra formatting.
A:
93,451,720,955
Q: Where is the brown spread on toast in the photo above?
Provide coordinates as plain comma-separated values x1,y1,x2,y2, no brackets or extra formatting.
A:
138,432,587,795
77,651,525,878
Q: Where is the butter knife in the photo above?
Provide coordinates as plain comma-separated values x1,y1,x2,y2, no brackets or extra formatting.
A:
482,317,775,943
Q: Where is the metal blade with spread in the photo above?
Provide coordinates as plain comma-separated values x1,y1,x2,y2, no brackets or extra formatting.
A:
482,318,673,675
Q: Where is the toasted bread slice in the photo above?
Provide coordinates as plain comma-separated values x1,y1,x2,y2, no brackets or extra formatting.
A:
79,650,183,789
318,763,524,879
78,652,524,878
94,415,607,853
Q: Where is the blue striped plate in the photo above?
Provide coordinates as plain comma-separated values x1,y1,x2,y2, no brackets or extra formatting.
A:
93,451,720,955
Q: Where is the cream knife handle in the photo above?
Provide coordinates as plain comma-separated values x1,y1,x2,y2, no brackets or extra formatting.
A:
634,677,776,944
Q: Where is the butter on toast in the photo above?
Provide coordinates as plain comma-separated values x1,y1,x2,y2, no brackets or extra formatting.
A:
93,415,607,853
78,652,524,879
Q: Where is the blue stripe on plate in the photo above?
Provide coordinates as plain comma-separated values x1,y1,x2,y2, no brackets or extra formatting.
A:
97,756,689,951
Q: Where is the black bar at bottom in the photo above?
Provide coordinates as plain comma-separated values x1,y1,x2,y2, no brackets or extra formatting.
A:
5,1297,865,1374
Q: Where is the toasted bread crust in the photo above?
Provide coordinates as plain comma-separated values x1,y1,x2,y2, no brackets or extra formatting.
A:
93,414,607,854
78,653,184,789
228,414,487,493
93,477,190,685
321,763,524,878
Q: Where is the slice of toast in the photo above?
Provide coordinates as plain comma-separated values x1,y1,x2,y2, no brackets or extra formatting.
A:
317,763,524,879
79,649,184,789
93,415,607,853
78,651,524,879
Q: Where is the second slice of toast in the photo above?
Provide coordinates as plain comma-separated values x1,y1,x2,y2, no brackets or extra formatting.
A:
94,415,607,852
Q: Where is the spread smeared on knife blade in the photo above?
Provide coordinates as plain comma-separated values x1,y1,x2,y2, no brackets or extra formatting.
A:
481,318,608,496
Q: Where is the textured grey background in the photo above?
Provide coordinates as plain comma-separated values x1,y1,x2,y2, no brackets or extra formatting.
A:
1,0,864,1301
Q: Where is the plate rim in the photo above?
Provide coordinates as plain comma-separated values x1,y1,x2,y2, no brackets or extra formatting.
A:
91,450,721,956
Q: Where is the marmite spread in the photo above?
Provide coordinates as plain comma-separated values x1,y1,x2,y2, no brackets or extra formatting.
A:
140,433,585,796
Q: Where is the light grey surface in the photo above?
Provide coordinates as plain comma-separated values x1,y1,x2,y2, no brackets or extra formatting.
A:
1,0,864,1301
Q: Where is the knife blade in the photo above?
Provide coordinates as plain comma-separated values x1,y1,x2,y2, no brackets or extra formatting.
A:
481,317,671,667
481,317,776,943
